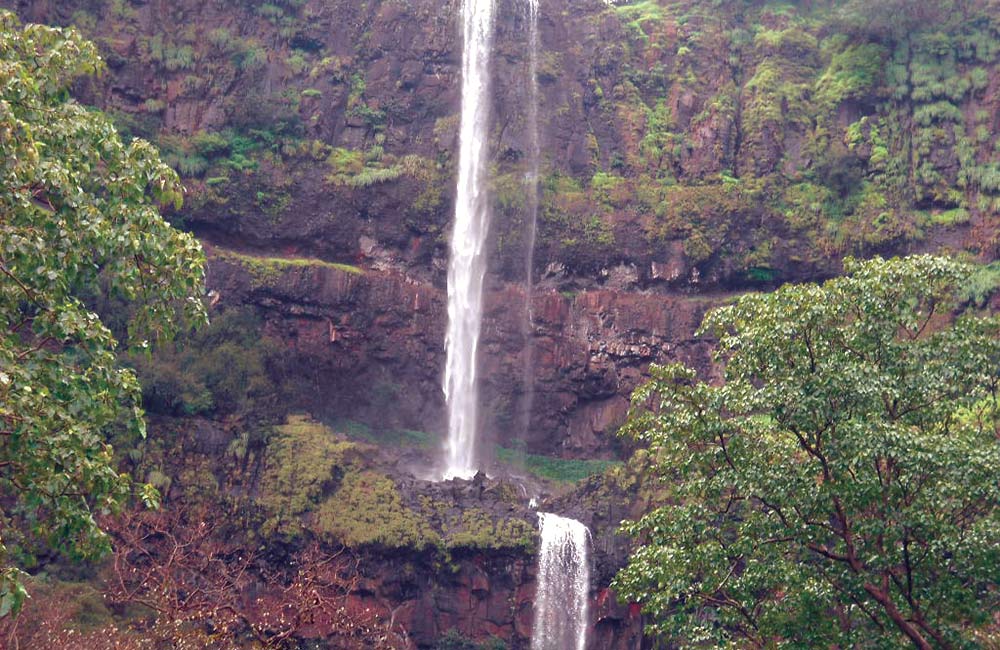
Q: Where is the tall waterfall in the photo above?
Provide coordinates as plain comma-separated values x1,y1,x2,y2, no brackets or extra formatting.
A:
518,0,541,446
443,0,496,479
531,513,590,650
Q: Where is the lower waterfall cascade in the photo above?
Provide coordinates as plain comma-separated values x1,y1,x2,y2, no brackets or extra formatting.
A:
531,513,591,650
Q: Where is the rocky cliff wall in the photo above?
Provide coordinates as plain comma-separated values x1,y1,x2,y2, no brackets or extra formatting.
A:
7,0,1000,454
10,0,1000,285
208,249,715,456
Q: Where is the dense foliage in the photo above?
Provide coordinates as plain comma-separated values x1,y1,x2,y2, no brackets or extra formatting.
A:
0,11,205,615
614,255,1000,648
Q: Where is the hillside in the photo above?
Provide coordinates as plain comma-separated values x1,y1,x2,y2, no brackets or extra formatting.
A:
2,0,1000,648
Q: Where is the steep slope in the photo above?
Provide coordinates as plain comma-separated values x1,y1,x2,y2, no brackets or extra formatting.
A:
7,0,1000,452
6,0,1000,454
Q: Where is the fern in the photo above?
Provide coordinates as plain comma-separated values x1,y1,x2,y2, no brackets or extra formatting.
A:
913,101,963,126
164,44,195,71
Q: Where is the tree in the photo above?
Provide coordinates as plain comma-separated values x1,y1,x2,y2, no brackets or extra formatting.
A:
103,507,398,649
0,11,206,615
0,506,400,648
614,256,1000,649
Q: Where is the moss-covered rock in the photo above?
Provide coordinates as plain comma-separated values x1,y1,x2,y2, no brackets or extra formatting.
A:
213,248,363,289
442,508,534,551
315,470,441,549
259,415,369,536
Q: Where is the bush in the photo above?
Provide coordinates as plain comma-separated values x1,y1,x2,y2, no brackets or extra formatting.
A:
130,307,281,418
191,131,231,157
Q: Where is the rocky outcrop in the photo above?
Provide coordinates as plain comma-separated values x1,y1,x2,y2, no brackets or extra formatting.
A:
338,540,642,650
138,409,644,649
207,249,717,457
330,472,642,650
9,0,997,292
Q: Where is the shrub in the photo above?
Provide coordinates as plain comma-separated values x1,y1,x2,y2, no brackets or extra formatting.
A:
284,50,309,76
129,307,282,418
191,131,231,157
913,100,964,126
814,42,887,110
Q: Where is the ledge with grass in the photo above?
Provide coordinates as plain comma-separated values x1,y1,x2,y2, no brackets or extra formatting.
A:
210,246,364,287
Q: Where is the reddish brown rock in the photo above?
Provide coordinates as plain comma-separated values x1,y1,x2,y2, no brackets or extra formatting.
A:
208,253,718,457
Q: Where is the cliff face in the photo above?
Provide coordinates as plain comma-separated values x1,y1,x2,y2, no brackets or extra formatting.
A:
7,0,1000,455
5,1,1000,646
208,251,714,456
13,0,1000,283
361,554,642,650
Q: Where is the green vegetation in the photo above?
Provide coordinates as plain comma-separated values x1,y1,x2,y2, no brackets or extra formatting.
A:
614,1,664,42
434,629,508,650
332,419,616,486
959,259,1000,305
538,171,617,264
128,307,280,419
213,248,363,287
258,418,536,552
0,12,206,616
495,446,620,484
157,126,311,183
335,418,438,449
259,415,366,536
441,509,534,550
814,40,888,111
585,0,1000,270
325,145,433,189
316,470,440,549
615,255,1000,647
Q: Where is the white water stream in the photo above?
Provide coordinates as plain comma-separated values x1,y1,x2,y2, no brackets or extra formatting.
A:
531,513,590,650
443,0,496,479
518,0,541,447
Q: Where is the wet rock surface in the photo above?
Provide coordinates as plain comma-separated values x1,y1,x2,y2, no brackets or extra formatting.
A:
208,250,718,458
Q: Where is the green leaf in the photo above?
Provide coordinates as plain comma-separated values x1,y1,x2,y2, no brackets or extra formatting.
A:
615,255,1000,647
0,9,206,613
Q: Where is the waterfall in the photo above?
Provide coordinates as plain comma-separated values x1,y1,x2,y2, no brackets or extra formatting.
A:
531,513,590,650
443,0,496,480
518,0,541,448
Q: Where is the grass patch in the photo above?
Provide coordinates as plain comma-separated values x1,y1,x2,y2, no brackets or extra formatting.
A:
496,446,621,484
333,419,438,449
213,248,363,287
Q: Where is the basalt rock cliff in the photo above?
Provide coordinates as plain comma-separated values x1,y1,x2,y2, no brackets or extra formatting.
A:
8,0,1000,455
5,0,1000,647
